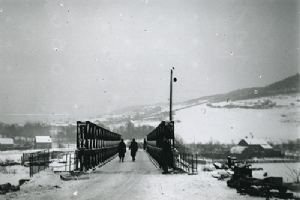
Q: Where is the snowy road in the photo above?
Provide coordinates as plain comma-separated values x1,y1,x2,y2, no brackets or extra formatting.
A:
3,150,263,200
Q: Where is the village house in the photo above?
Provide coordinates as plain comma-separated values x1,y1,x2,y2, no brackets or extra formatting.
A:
0,138,14,150
35,136,52,149
230,138,282,159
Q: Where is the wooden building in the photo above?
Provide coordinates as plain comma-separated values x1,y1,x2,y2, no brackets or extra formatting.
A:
35,136,52,149
0,138,14,150
230,138,281,159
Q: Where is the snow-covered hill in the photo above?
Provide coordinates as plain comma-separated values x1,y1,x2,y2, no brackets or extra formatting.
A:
89,94,299,144
84,74,300,143
174,94,300,144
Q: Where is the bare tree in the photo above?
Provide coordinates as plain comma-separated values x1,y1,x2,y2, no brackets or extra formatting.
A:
286,165,300,183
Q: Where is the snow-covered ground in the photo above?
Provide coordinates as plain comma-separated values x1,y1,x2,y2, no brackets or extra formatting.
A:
201,162,300,183
87,94,299,144
0,150,41,163
0,148,76,186
210,94,300,108
1,150,264,200
1,151,298,200
0,148,76,164
175,94,300,144
0,165,29,185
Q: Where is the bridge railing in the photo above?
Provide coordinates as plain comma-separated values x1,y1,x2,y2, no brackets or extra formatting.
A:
146,121,198,174
146,144,164,167
173,152,198,174
75,121,121,171
146,121,174,169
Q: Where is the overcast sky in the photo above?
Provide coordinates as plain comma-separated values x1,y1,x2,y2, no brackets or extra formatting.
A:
0,0,299,123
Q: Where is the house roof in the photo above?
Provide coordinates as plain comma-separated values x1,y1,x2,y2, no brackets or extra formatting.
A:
260,144,273,149
230,145,247,154
0,138,14,145
239,138,273,149
35,136,52,143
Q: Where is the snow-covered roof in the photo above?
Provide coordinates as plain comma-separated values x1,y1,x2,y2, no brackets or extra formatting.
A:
239,138,273,149
240,138,266,145
35,136,52,143
260,144,273,149
0,138,14,145
230,146,247,154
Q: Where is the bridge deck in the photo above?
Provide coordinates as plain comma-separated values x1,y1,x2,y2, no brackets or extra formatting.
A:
64,150,162,200
95,149,160,175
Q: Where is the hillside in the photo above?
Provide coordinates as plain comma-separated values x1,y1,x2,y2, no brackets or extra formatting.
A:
106,73,300,117
263,73,300,93
90,74,300,143
185,73,300,104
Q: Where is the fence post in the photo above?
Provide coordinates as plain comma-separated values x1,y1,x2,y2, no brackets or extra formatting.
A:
69,154,71,172
65,153,67,172
37,153,40,175
196,154,198,173
75,150,78,170
29,154,32,177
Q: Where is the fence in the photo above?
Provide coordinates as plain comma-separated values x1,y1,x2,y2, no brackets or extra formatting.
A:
50,152,76,173
27,150,50,177
23,150,76,176
75,121,121,171
174,152,198,174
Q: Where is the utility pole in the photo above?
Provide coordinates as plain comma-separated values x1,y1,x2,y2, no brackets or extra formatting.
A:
169,67,177,121
169,67,177,149
169,68,173,121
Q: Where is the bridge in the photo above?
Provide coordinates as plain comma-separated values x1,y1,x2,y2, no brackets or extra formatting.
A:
74,120,198,174
12,120,200,200
73,68,197,174
16,148,204,200
11,119,253,200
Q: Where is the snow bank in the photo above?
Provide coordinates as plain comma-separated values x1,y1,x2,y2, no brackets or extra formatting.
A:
20,169,63,192
143,171,263,200
0,165,29,185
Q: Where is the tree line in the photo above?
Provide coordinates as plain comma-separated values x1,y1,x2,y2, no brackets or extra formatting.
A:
113,121,155,139
0,121,154,143
0,122,76,143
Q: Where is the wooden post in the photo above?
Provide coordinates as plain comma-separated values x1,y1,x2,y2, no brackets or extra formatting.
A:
169,68,173,121
65,154,67,172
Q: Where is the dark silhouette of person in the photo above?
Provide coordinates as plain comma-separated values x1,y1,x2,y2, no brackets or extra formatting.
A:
161,137,172,174
118,139,126,162
143,138,147,150
129,139,138,161
227,156,232,169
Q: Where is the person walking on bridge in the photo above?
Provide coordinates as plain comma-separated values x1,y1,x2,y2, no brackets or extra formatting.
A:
143,138,147,150
118,139,126,162
129,139,138,162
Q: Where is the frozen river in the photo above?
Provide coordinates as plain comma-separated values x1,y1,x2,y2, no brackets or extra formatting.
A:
252,162,300,182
